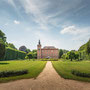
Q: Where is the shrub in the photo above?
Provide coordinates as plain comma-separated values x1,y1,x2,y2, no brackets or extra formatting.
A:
0,70,28,77
27,52,33,60
40,58,58,61
0,39,5,59
72,70,90,78
4,47,26,60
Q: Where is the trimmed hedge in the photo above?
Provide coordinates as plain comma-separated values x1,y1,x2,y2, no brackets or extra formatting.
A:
39,58,58,61
72,70,90,78
0,70,28,77
0,39,5,59
4,47,26,60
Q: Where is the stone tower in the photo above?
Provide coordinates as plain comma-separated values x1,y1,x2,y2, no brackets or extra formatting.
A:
37,40,42,59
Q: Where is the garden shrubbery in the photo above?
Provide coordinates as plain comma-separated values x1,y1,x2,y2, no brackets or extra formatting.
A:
0,39,5,59
0,70,28,77
40,58,58,61
4,47,26,60
72,70,90,78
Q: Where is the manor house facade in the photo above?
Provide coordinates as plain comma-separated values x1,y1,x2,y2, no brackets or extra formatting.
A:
37,40,59,59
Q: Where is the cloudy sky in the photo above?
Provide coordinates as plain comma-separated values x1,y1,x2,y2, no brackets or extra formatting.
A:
0,0,90,50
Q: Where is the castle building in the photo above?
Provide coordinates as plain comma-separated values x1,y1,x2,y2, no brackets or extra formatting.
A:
37,40,59,59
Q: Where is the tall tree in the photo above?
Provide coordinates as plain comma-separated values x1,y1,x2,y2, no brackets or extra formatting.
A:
59,49,63,58
0,30,6,59
0,30,5,37
0,30,6,42
0,39,5,59
67,51,75,61
6,43,17,49
26,49,31,53
27,52,33,60
86,39,90,55
32,49,37,53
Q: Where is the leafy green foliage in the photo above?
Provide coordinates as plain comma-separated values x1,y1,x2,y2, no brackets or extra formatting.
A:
62,51,79,61
86,40,90,55
59,49,63,58
0,70,28,78
4,47,26,60
25,49,31,53
0,39,5,59
32,49,37,53
0,30,6,42
0,30,5,37
59,49,69,58
67,51,75,61
33,52,37,59
6,42,17,49
26,50,37,59
74,52,79,60
78,39,90,60
27,52,33,60
72,70,90,78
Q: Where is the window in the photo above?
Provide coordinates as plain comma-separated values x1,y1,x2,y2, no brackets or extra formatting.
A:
51,50,53,52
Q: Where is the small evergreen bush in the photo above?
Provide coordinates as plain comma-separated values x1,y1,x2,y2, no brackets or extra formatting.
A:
72,70,90,78
0,70,28,77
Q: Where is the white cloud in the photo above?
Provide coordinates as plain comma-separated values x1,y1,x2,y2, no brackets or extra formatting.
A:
60,25,87,35
60,25,90,45
8,0,16,8
19,0,50,30
14,20,20,24
6,0,84,31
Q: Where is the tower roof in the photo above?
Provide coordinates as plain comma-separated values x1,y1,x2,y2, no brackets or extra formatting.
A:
38,40,41,45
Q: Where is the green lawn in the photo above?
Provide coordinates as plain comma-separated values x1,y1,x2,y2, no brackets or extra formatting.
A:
52,60,90,82
0,60,46,83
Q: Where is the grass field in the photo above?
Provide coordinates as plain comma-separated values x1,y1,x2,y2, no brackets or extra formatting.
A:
0,60,46,83
52,60,90,82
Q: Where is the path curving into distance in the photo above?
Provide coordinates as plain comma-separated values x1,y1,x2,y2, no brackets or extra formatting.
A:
0,61,90,90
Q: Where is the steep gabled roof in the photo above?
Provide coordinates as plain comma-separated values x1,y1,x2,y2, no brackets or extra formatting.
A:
43,46,56,49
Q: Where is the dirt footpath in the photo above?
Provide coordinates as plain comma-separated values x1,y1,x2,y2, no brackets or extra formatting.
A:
0,61,90,90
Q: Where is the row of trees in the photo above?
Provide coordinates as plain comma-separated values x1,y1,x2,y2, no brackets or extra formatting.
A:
0,30,27,60
0,30,6,59
59,39,90,61
61,51,79,61
0,39,5,59
25,50,37,60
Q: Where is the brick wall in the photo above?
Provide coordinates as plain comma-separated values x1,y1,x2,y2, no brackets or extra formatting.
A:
41,49,59,59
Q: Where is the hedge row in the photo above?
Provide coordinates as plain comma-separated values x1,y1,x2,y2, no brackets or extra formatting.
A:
79,51,90,60
0,70,28,77
38,58,58,61
4,47,26,60
0,39,5,59
72,70,90,78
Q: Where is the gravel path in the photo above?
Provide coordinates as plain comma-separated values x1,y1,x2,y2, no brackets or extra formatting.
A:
0,61,90,90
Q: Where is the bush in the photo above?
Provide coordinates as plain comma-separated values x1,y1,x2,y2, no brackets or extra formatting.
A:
0,39,5,59
40,58,58,61
0,70,28,77
4,47,26,60
72,70,90,78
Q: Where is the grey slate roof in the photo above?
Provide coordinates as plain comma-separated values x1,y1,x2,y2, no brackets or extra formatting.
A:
43,46,56,49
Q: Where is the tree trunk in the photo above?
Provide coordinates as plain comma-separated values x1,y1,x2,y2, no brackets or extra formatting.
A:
71,58,72,61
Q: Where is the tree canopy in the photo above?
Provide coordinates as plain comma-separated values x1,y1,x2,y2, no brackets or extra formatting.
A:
0,39,5,59
0,30,5,37
86,39,90,55
6,42,17,49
